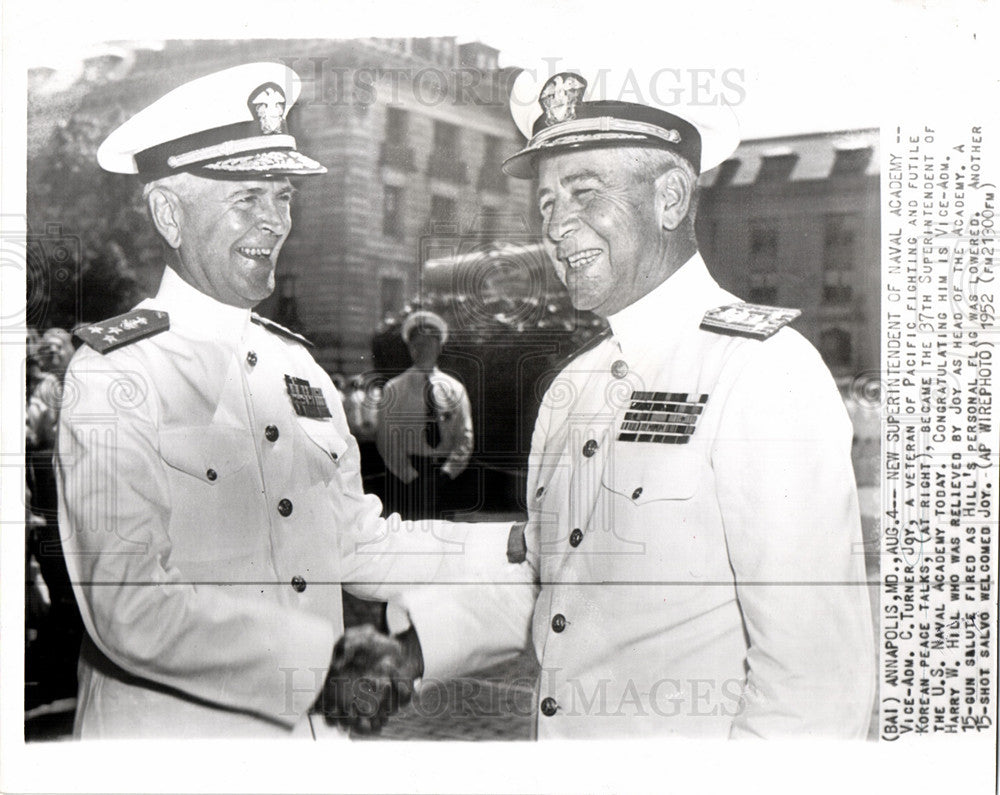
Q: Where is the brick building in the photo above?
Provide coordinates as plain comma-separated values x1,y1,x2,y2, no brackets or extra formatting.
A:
698,130,880,381
256,39,536,373
29,42,878,379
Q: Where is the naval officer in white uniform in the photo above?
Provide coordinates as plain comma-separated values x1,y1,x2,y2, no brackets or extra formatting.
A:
56,62,533,739
386,67,876,739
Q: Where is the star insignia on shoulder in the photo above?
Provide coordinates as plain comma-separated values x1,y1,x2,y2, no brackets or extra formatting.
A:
73,309,170,354
700,302,801,341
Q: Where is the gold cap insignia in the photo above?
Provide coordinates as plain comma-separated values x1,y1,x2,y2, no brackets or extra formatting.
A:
539,73,587,127
248,82,287,135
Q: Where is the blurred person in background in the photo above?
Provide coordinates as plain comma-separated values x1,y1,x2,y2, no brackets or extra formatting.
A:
343,373,379,443
376,310,474,520
25,326,83,708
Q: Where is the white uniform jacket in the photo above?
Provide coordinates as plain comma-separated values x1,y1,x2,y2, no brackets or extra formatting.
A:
376,367,474,481
403,253,876,739
57,267,533,738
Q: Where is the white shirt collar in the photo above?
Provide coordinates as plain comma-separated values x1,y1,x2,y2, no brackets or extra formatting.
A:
152,266,252,339
606,251,723,360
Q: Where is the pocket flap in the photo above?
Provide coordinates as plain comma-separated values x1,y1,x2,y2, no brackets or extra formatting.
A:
601,445,701,503
297,416,350,463
159,426,252,483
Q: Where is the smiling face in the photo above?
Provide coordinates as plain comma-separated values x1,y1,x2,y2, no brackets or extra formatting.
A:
537,148,676,317
169,175,295,308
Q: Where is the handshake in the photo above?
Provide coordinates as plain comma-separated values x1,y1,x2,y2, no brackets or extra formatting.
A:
313,623,424,735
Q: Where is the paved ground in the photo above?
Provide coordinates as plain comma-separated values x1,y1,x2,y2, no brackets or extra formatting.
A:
356,649,539,742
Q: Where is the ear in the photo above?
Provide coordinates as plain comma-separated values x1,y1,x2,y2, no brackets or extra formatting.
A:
654,167,694,232
147,187,184,249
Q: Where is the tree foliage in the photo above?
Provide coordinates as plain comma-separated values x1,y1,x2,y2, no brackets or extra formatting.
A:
27,108,159,331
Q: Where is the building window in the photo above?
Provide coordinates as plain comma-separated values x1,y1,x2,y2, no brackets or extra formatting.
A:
430,194,457,227
385,107,407,146
479,205,501,237
823,214,858,303
820,327,853,367
411,38,434,61
433,121,458,157
756,150,798,182
713,158,741,186
750,223,778,259
383,185,403,238
428,122,468,182
478,135,508,193
380,108,415,171
748,221,779,304
380,275,405,319
831,146,873,176
412,36,455,66
413,37,456,66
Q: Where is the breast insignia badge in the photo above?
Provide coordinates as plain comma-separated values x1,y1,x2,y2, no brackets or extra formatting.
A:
618,391,709,444
73,309,170,353
700,303,801,341
284,374,332,419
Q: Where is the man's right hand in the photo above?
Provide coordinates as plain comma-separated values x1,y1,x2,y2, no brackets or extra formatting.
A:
507,522,527,563
314,624,423,735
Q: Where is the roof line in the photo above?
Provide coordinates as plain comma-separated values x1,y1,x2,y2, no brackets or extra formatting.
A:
738,127,878,146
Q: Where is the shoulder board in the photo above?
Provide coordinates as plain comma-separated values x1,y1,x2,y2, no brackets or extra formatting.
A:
251,313,313,347
699,302,801,341
553,327,612,372
73,309,170,354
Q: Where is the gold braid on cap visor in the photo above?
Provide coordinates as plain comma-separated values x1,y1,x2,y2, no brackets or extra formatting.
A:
166,134,298,169
529,116,682,149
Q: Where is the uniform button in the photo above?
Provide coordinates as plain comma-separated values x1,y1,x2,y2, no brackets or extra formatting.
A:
277,498,293,517
551,613,566,633
331,452,339,462
246,350,258,367
631,487,643,500
611,359,629,378
206,468,218,481
582,439,598,458
265,425,279,442
569,528,584,547
290,575,307,593
535,486,545,499
540,697,558,717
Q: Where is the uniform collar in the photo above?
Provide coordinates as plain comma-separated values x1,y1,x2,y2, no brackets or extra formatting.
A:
153,266,253,339
606,251,722,360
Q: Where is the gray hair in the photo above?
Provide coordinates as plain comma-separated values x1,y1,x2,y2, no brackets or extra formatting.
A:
617,147,700,217
141,172,199,206
141,173,202,251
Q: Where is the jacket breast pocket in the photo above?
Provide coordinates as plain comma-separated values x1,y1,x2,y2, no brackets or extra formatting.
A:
159,426,253,484
600,443,702,504
295,416,351,486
